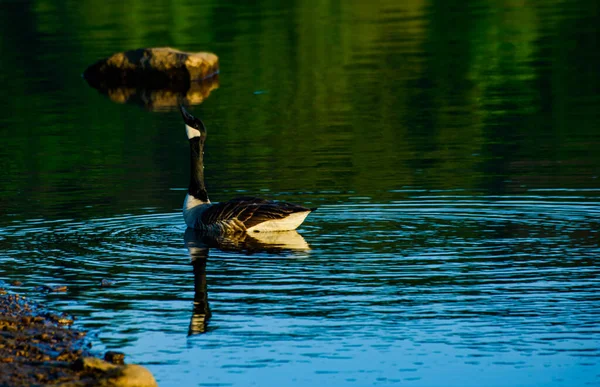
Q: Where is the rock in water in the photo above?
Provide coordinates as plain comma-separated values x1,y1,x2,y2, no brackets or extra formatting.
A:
83,47,219,89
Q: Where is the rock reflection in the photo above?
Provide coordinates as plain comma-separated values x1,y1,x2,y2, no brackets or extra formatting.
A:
184,229,310,335
85,75,219,112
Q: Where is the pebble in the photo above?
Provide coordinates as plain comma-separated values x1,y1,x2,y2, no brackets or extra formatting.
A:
57,317,74,325
105,351,126,365
36,285,68,293
101,279,117,287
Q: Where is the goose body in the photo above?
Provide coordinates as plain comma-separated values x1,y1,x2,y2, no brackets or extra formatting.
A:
180,106,315,234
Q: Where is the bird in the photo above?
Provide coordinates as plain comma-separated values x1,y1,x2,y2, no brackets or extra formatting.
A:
179,105,316,234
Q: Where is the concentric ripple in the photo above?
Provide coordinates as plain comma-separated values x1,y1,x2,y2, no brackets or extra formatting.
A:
0,195,599,386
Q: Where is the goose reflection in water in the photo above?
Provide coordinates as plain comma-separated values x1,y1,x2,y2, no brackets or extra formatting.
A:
184,228,310,335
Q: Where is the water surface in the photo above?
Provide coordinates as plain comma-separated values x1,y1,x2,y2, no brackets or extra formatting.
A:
1,1,599,386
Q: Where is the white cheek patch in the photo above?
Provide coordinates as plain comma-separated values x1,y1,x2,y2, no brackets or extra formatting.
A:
186,124,201,139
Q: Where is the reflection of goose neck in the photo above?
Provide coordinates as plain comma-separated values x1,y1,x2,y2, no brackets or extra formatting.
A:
189,257,211,336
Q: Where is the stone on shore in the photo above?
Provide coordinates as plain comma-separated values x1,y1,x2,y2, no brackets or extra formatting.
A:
70,357,157,387
0,294,157,387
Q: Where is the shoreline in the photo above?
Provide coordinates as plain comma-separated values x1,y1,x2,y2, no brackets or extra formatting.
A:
0,293,157,387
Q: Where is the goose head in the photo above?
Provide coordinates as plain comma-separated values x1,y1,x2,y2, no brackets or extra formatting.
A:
180,105,207,140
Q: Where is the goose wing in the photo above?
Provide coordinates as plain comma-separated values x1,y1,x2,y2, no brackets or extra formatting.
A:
200,197,313,230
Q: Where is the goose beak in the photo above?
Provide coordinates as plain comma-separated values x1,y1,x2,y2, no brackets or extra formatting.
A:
180,105,196,126
180,105,207,135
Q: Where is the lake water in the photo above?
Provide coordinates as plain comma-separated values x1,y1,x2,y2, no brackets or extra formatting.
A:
1,0,599,386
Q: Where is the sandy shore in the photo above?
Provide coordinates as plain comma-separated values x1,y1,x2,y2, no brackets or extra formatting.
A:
0,293,157,387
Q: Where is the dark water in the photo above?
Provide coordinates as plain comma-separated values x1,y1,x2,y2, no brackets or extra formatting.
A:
1,1,599,386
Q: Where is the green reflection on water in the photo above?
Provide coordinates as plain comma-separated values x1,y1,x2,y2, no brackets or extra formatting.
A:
0,0,598,221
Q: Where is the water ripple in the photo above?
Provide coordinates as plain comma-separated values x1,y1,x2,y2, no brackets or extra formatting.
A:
1,195,599,384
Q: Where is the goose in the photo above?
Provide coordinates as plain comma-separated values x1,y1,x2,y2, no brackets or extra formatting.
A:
179,105,316,233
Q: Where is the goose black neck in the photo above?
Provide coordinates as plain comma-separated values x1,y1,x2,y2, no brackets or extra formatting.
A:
189,137,209,202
